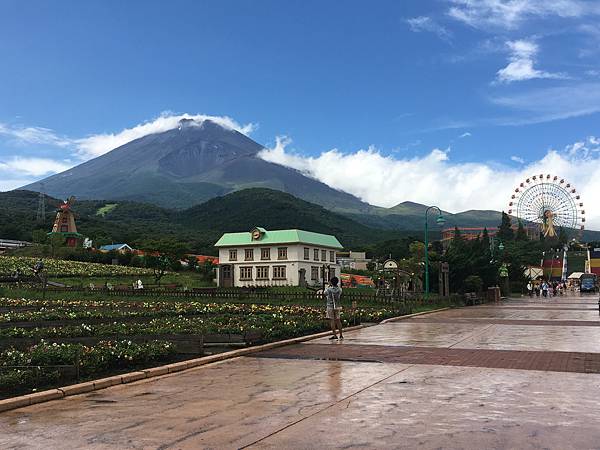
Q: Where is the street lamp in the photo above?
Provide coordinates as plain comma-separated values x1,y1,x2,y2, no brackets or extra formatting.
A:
424,206,445,298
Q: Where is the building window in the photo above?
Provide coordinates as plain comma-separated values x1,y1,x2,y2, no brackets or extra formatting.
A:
329,251,335,262
60,225,68,232
304,247,310,260
320,266,325,280
273,265,286,279
278,247,288,260
261,248,271,260
314,249,319,261
240,266,253,280
229,250,237,261
256,266,269,280
330,268,335,278
244,249,254,261
321,250,327,261
311,266,319,280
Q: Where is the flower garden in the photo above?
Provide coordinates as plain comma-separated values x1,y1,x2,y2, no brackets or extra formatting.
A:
0,295,399,398
0,256,153,277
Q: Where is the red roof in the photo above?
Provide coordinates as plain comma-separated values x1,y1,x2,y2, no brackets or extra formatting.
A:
190,254,219,264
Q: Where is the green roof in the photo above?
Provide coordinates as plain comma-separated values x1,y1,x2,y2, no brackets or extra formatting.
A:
215,228,343,249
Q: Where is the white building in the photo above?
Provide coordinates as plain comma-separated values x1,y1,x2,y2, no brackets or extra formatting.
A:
215,227,343,287
337,251,371,271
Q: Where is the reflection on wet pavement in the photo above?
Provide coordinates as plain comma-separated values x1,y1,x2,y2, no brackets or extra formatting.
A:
1,295,599,449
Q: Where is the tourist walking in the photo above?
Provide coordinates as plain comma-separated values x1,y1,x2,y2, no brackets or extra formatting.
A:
542,281,549,298
527,281,533,297
325,277,343,340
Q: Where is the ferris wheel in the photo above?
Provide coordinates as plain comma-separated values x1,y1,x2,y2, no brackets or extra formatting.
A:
508,174,585,238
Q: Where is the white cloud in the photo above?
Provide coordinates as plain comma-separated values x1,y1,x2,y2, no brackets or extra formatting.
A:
447,0,599,29
75,113,256,158
259,136,600,229
0,123,72,147
0,157,73,177
496,39,566,83
406,16,452,41
459,132,472,138
1,113,256,160
490,82,600,123
510,155,525,163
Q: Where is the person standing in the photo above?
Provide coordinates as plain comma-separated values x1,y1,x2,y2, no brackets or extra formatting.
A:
542,281,548,298
325,277,343,340
527,281,533,297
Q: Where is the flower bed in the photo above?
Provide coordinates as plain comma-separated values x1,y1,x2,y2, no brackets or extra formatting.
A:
0,295,401,397
0,256,153,277
0,340,176,397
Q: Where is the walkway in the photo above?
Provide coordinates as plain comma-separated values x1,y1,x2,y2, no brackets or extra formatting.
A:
2,295,600,449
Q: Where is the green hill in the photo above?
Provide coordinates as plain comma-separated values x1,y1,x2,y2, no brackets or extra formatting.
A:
2,189,597,256
0,189,408,254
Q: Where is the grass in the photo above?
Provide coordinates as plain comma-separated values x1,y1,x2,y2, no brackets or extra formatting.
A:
96,203,118,217
49,272,214,289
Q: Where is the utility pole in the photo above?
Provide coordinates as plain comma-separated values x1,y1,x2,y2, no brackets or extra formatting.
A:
36,183,46,224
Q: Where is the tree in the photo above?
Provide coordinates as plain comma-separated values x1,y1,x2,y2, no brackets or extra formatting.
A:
498,212,514,242
142,239,187,285
49,234,65,257
32,229,48,244
145,255,171,285
515,220,528,241
464,275,483,293
558,227,568,246
481,227,490,252
186,256,198,271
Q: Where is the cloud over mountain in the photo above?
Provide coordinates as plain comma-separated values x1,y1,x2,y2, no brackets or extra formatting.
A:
259,136,600,228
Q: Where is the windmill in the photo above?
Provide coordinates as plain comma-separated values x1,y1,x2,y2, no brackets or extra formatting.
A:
48,196,83,247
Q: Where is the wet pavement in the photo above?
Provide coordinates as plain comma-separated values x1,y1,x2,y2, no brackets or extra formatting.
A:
2,294,600,449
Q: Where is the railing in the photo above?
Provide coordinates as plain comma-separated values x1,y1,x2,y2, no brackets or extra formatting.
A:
26,285,414,302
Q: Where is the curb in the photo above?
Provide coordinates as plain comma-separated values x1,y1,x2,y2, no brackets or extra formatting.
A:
0,323,371,414
380,307,450,324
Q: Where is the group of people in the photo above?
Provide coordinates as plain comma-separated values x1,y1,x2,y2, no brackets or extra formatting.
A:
526,280,567,298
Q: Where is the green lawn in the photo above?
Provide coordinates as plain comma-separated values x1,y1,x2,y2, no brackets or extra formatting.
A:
95,203,118,217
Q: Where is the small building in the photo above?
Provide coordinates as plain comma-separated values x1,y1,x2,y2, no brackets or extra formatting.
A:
214,227,343,287
99,243,134,253
337,251,371,271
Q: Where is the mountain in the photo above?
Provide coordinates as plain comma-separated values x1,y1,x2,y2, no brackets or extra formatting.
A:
16,118,598,238
0,189,412,254
2,189,598,258
23,119,372,213
348,201,503,231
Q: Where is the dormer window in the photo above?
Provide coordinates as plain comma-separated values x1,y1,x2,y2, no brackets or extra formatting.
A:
250,227,266,241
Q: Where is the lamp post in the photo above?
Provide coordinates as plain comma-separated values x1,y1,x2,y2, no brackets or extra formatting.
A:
424,206,445,298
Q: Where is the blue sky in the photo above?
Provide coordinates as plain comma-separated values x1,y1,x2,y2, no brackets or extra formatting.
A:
1,1,600,225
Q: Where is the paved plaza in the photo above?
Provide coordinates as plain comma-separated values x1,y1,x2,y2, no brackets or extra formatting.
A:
2,295,600,449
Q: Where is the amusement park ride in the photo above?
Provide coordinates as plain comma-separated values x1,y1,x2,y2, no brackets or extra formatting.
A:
508,174,585,239
48,196,83,247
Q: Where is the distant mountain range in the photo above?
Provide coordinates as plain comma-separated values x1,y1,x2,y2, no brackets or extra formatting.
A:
2,189,598,256
19,118,598,238
0,189,417,254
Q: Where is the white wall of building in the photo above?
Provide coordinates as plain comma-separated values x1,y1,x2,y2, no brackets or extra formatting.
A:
217,244,340,287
